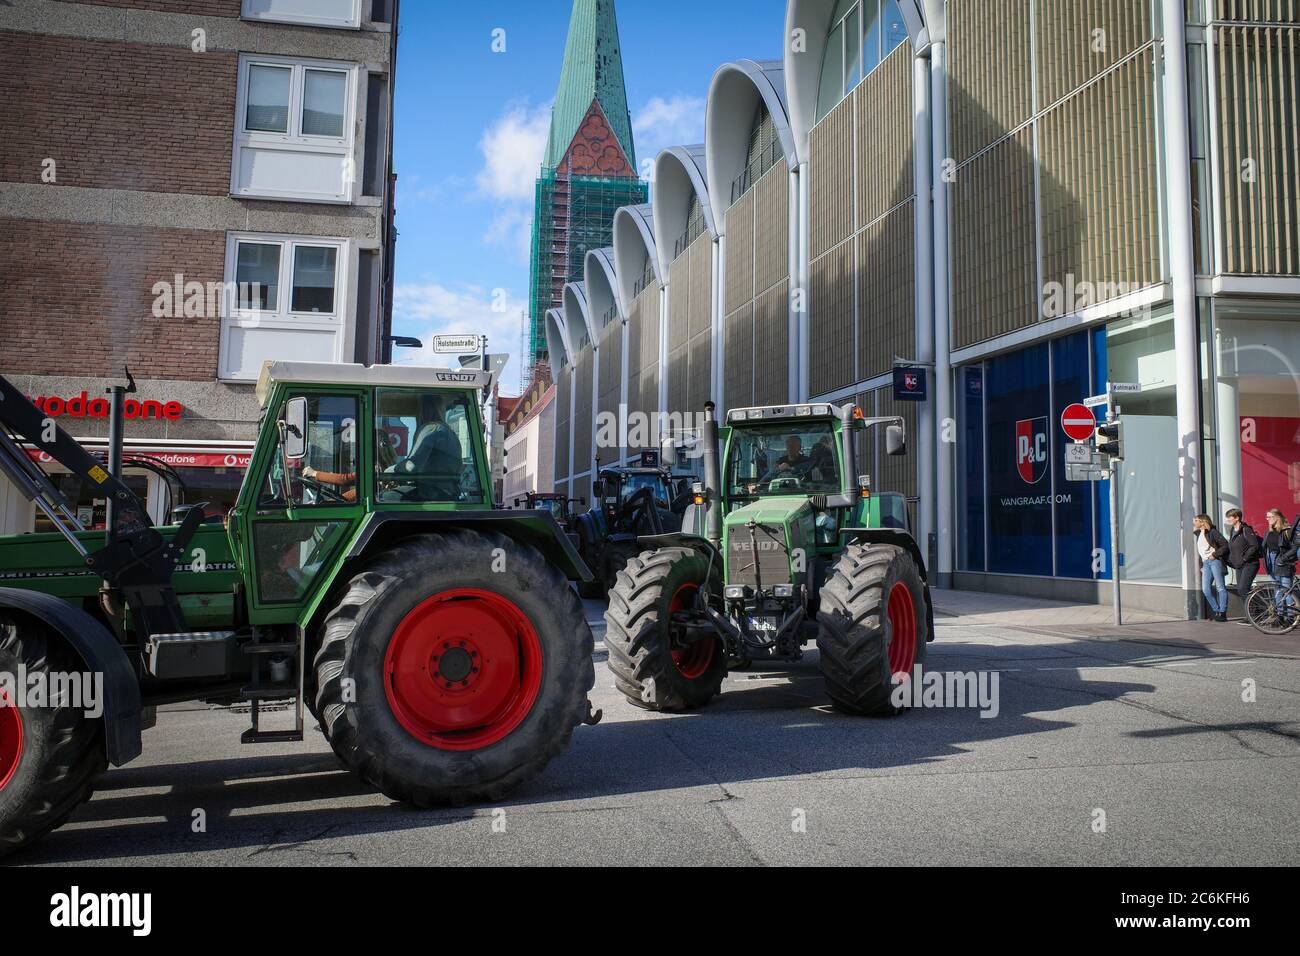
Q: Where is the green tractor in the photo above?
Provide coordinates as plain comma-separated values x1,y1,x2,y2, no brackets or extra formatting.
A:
0,363,598,857
604,401,932,714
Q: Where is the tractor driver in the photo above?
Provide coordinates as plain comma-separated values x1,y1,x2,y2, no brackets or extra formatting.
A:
382,393,464,500
759,435,812,485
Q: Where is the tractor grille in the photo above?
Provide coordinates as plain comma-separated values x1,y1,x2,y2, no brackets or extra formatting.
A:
727,523,791,588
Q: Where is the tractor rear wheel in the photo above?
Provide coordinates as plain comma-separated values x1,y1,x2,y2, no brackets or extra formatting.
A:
604,548,726,711
0,613,107,858
314,530,594,806
816,544,929,715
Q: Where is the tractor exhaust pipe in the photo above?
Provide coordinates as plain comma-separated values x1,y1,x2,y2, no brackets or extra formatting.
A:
701,402,722,549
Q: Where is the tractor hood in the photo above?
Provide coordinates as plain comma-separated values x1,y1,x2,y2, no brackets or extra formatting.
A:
723,497,813,529
721,497,816,590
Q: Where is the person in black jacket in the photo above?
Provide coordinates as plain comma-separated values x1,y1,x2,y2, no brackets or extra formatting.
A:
1193,514,1231,622
1225,508,1263,624
1263,507,1298,614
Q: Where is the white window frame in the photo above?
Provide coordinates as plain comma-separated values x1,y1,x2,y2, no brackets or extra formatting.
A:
232,54,360,204
220,232,352,382
241,0,362,30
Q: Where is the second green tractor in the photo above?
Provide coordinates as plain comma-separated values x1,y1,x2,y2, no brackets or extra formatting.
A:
604,401,933,715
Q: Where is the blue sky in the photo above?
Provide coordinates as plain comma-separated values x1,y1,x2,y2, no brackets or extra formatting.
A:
392,0,788,391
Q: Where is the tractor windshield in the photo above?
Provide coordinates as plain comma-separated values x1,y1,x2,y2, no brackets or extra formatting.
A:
620,472,671,507
726,422,840,497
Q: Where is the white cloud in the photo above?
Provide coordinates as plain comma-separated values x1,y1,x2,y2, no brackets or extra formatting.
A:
476,102,551,202
632,95,706,156
393,282,529,393
483,206,534,265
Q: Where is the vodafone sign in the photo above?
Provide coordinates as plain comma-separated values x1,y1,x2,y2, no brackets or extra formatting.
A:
27,391,184,422
28,449,250,470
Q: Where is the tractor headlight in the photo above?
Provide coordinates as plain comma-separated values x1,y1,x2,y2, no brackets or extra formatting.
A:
725,586,747,600
773,584,794,599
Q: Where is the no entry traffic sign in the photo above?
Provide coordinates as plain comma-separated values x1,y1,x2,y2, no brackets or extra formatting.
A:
1061,402,1096,441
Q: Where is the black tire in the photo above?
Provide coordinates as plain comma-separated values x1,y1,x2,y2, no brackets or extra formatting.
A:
314,530,594,806
0,613,107,858
603,541,640,594
816,544,929,715
576,523,606,599
604,547,726,711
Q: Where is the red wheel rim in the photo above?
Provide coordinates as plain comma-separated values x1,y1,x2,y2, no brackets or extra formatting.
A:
887,582,918,677
383,589,543,751
0,688,22,792
668,583,715,679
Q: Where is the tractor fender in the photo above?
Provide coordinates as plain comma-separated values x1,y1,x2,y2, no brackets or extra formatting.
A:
839,528,936,642
344,511,594,583
0,587,142,765
636,532,721,563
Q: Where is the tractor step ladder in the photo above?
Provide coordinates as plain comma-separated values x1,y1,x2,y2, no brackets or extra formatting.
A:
239,626,305,744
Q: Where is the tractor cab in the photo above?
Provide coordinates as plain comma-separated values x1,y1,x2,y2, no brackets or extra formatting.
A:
513,492,580,531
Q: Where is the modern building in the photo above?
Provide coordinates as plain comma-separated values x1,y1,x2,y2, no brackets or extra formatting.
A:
525,0,648,382
502,377,558,506
546,0,1300,619
0,0,400,534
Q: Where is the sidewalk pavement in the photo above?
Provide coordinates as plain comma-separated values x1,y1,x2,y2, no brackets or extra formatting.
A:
930,587,1300,658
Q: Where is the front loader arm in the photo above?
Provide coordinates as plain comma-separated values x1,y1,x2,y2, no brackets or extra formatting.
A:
0,374,197,637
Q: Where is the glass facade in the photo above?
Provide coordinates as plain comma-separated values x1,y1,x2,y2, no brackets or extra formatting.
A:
958,328,1110,580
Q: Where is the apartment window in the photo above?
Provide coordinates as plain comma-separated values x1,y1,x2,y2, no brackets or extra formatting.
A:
242,0,362,29
233,55,358,203
221,234,350,381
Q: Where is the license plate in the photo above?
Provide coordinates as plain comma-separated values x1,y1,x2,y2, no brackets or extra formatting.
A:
748,616,778,633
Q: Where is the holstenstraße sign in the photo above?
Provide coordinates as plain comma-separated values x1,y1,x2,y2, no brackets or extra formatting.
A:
432,334,481,354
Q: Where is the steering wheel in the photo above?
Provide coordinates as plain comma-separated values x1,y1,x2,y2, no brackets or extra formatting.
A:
297,475,350,505
767,474,805,492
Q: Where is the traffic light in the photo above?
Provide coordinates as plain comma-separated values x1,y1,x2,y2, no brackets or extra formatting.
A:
1095,419,1123,460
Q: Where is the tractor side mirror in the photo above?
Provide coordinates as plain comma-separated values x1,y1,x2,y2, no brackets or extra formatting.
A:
283,397,308,461
885,424,906,457
592,480,605,498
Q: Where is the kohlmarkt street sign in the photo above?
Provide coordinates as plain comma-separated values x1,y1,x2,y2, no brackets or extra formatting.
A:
432,334,482,355
1107,382,1142,394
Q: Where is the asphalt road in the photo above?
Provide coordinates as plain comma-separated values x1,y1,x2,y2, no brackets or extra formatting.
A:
12,599,1300,866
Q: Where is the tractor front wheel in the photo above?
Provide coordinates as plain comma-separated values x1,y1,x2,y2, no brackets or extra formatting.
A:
314,530,595,806
604,548,726,711
0,613,106,858
816,544,929,715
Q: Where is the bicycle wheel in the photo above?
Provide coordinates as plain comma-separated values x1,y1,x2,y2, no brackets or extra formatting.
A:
1245,584,1298,635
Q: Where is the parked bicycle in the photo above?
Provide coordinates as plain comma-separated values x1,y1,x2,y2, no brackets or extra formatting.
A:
1245,579,1300,635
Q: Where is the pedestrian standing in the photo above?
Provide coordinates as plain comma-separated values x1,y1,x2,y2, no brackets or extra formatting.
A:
1193,515,1231,622
1225,508,1263,625
1263,508,1298,613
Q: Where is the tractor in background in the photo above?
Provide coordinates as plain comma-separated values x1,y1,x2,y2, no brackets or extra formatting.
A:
572,457,690,599
604,401,933,714
512,492,583,533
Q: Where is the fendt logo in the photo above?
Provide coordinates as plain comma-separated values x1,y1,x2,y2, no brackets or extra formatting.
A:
733,541,781,553
1016,417,1048,484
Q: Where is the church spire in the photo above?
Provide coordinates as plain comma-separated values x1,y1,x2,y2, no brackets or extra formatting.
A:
542,0,636,171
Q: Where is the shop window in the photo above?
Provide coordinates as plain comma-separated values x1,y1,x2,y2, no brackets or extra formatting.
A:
1215,311,1300,535
959,330,1110,580
242,0,362,29
220,233,349,381
233,55,358,203
1052,333,1101,579
985,343,1052,575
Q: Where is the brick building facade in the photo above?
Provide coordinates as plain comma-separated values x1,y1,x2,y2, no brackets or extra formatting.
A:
0,0,399,534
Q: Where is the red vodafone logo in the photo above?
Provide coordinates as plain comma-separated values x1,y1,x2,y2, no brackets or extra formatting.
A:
1061,403,1096,442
